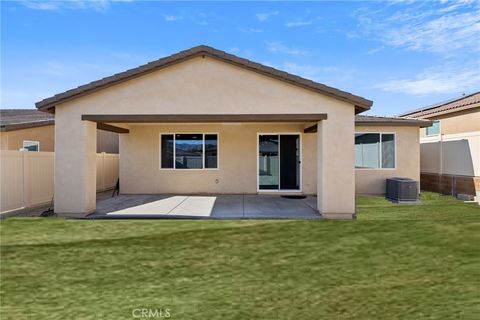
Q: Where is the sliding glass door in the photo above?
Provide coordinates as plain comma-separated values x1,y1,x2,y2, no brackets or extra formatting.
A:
258,134,300,191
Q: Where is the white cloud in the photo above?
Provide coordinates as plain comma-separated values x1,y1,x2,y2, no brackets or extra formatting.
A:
256,11,278,22
365,47,384,54
237,27,262,33
21,1,63,11
190,12,208,25
108,51,132,60
39,61,102,77
262,61,355,84
281,62,355,83
1,88,52,108
355,1,480,97
376,61,480,95
285,20,313,27
355,1,480,54
386,12,480,53
227,47,253,58
266,42,310,56
20,0,131,12
163,15,181,22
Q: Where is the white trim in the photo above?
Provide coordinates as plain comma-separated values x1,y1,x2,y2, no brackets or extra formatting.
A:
256,133,303,193
22,140,40,152
159,132,219,170
354,132,397,170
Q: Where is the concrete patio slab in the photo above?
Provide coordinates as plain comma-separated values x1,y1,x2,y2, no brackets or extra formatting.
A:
91,194,320,219
169,196,217,216
210,195,244,218
105,196,188,215
303,196,318,211
95,194,170,214
243,195,319,219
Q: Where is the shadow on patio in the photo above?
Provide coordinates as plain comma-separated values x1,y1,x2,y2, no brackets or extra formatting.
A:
92,193,320,219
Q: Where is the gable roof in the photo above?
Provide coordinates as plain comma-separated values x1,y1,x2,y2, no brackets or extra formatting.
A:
35,45,373,114
355,115,432,127
398,91,480,119
0,109,54,132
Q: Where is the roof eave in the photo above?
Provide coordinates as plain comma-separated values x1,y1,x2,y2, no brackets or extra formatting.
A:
0,120,55,132
355,120,433,128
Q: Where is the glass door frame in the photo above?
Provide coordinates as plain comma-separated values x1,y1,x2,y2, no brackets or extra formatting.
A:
257,132,302,192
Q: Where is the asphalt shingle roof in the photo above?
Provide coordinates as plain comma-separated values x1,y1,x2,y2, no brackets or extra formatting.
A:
0,109,54,131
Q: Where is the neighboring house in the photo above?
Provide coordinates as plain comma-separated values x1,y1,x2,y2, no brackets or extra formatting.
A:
0,109,119,153
35,45,430,219
399,92,480,202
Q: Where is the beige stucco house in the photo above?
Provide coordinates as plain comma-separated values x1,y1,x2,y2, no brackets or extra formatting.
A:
0,109,119,153
400,92,480,202
35,45,430,219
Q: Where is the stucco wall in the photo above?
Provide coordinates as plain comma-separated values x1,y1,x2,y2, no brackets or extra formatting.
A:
0,125,55,152
355,125,420,195
0,125,118,153
421,107,480,137
54,56,356,214
120,123,316,194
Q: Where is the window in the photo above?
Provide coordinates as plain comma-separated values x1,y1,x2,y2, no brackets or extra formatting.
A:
23,140,39,152
160,134,218,169
425,120,440,136
355,133,395,169
161,135,174,168
204,134,218,169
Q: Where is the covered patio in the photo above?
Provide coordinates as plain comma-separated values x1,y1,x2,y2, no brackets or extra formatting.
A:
36,46,371,219
91,193,320,219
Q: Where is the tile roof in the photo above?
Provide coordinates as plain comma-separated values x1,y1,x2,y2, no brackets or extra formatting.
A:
0,109,54,132
36,45,373,113
398,91,480,118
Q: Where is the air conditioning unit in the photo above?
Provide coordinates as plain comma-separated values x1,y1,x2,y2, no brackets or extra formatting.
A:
386,177,419,203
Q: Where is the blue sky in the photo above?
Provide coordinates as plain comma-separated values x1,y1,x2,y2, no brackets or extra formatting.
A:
1,0,479,115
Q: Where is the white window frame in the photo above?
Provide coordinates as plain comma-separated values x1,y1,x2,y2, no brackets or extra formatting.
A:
425,120,441,137
256,132,303,193
354,132,396,170
22,140,40,152
159,133,219,170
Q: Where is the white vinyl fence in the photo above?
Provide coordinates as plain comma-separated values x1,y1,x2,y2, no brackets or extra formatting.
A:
0,151,119,213
420,132,480,177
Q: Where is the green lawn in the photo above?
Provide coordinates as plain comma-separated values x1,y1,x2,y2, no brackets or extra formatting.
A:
1,193,479,320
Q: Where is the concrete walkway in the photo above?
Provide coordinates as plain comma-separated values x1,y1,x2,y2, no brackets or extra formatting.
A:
93,194,320,219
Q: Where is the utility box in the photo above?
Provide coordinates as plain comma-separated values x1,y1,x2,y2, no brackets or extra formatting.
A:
386,177,419,203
